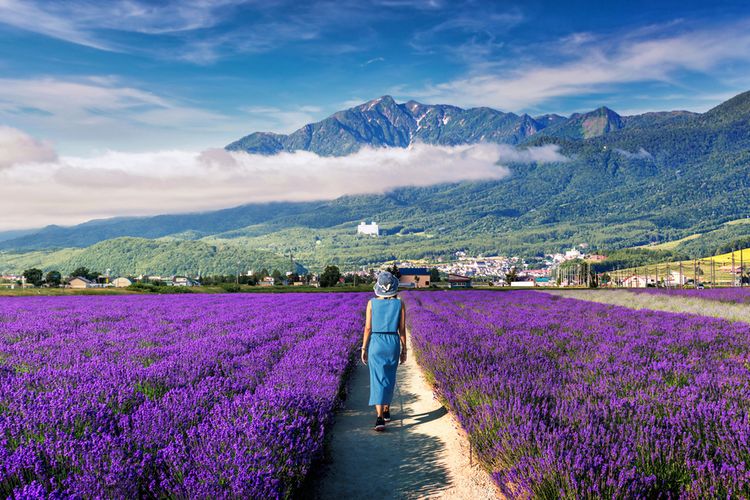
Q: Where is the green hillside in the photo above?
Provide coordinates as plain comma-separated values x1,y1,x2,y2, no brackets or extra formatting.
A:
0,238,302,276
2,92,750,274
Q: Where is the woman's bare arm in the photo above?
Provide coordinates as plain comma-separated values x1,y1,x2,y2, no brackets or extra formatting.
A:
361,300,372,365
399,300,407,363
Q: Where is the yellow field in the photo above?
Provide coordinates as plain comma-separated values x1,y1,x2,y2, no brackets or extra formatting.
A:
638,233,702,251
639,218,750,252
607,247,750,287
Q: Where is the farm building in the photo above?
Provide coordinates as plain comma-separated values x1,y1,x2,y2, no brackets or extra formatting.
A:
69,277,93,289
111,277,132,288
398,268,430,288
448,274,472,288
622,275,648,288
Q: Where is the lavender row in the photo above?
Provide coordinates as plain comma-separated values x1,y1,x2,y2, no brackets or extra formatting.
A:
626,287,750,304
0,293,369,498
408,290,750,497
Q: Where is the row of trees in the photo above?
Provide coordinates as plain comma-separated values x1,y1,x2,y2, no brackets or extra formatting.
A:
17,264,446,289
21,267,99,287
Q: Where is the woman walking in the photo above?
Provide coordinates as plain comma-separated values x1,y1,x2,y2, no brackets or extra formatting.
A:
361,271,407,431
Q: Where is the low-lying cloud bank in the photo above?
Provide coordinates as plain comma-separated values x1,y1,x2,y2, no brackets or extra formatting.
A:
0,125,57,169
0,126,567,230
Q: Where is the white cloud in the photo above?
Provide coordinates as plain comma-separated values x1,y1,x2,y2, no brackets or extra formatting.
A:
614,147,653,160
0,126,57,170
410,21,750,111
0,140,567,230
492,143,568,163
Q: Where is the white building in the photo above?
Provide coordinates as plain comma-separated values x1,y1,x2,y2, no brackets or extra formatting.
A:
357,221,379,237
564,248,583,260
111,277,132,288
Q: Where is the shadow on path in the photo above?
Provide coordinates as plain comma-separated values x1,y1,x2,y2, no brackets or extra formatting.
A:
310,349,453,499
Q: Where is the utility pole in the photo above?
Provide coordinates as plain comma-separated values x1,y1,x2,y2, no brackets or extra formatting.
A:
693,259,698,288
732,248,736,287
742,245,745,288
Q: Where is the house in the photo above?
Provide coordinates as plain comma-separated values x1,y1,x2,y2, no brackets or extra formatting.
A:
448,274,472,289
173,276,199,287
534,277,553,286
622,275,648,288
663,270,689,287
69,277,93,289
357,221,379,237
111,277,132,288
260,276,275,286
398,268,431,288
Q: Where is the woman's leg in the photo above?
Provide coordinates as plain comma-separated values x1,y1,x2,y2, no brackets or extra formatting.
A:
375,404,384,417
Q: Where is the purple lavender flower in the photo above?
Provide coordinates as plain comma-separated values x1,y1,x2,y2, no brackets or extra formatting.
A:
0,293,369,498
407,290,750,497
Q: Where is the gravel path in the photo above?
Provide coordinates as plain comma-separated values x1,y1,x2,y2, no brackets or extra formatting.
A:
543,289,750,323
313,335,499,499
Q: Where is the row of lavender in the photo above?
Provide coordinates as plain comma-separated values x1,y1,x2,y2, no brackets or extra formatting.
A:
626,287,750,304
0,293,368,498
408,290,750,497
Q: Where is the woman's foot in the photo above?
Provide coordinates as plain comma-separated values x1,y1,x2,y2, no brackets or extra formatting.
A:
374,416,385,431
383,409,391,422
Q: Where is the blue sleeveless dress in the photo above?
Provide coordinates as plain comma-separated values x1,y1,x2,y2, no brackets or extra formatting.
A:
368,298,402,406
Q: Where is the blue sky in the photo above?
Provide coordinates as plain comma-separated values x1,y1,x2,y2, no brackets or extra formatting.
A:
1,0,749,155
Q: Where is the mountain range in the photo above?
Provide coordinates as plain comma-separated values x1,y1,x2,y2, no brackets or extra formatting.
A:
2,92,750,275
225,95,696,156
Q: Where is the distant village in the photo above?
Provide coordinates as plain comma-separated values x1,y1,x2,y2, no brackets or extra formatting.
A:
0,223,617,291
5,220,702,291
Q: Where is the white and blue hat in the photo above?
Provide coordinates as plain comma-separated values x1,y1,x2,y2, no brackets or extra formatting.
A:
374,271,399,297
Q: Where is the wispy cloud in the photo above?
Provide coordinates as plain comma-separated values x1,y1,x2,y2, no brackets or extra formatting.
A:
0,0,377,64
0,76,244,152
0,132,567,229
362,57,385,67
409,20,750,111
409,7,523,63
0,0,113,50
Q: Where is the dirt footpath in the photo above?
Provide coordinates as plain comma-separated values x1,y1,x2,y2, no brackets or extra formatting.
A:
313,335,499,499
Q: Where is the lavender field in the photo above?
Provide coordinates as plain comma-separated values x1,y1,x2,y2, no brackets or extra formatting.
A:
409,290,750,497
627,287,750,304
0,293,368,498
